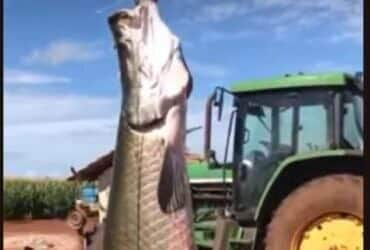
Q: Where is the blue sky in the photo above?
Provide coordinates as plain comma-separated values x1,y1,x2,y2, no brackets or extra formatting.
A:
4,0,363,178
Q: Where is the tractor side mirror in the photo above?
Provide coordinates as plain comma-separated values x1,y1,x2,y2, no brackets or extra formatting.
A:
204,87,236,167
214,89,224,121
204,90,217,162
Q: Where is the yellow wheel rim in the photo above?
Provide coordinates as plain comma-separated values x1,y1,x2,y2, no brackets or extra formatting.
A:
292,213,363,250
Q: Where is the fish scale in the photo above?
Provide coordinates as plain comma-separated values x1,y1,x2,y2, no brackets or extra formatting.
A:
104,123,194,250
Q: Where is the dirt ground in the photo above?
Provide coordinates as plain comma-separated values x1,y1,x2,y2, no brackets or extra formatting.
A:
4,219,84,250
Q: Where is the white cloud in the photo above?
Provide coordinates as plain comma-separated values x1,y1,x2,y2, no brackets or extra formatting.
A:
198,2,249,22
200,30,252,43
4,92,119,125
311,0,362,43
23,40,103,65
253,0,292,8
177,1,250,24
329,31,362,44
4,90,120,178
4,68,70,85
5,118,116,138
4,88,231,177
309,61,360,73
258,0,362,42
95,0,126,14
181,0,362,43
188,60,229,78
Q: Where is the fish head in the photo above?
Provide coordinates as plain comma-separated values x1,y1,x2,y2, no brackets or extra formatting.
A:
108,6,146,89
107,2,191,127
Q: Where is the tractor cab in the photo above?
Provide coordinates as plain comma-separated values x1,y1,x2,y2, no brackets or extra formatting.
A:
204,72,363,226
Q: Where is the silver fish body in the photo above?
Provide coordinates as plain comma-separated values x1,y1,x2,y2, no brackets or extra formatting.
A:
104,1,196,249
104,122,194,250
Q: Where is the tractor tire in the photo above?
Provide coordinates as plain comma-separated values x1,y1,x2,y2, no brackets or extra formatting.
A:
67,210,86,231
264,174,363,250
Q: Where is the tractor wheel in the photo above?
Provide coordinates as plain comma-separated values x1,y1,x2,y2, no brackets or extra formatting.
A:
264,174,363,250
67,210,86,231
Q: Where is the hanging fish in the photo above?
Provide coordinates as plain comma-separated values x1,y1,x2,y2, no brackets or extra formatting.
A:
103,0,196,249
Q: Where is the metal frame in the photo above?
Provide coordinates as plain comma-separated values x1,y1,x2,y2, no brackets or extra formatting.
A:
230,88,343,223
203,82,363,225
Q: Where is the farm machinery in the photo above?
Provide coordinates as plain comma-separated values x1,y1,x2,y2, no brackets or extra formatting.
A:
200,71,363,250
67,71,363,250
66,182,100,241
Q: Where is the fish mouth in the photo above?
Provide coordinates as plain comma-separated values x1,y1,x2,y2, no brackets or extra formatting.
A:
108,10,129,27
108,8,142,31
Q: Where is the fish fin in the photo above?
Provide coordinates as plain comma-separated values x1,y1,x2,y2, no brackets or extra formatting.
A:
157,146,186,213
178,45,193,98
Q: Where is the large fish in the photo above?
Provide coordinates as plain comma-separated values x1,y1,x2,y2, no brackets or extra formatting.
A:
103,0,196,249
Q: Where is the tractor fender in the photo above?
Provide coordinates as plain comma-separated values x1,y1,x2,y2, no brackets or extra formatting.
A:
251,149,363,250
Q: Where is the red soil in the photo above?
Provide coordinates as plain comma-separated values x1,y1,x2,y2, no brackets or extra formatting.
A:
4,219,84,250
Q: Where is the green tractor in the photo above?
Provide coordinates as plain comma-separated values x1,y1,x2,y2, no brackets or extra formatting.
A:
197,72,363,250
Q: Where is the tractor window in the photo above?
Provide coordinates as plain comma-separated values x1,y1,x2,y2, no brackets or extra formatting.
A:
343,92,363,150
298,105,328,153
279,106,293,146
243,105,272,160
239,90,333,165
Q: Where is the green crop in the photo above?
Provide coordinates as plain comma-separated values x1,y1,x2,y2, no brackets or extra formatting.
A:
3,178,80,220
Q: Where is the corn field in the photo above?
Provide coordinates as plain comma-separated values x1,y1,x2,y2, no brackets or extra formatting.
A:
3,179,80,220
